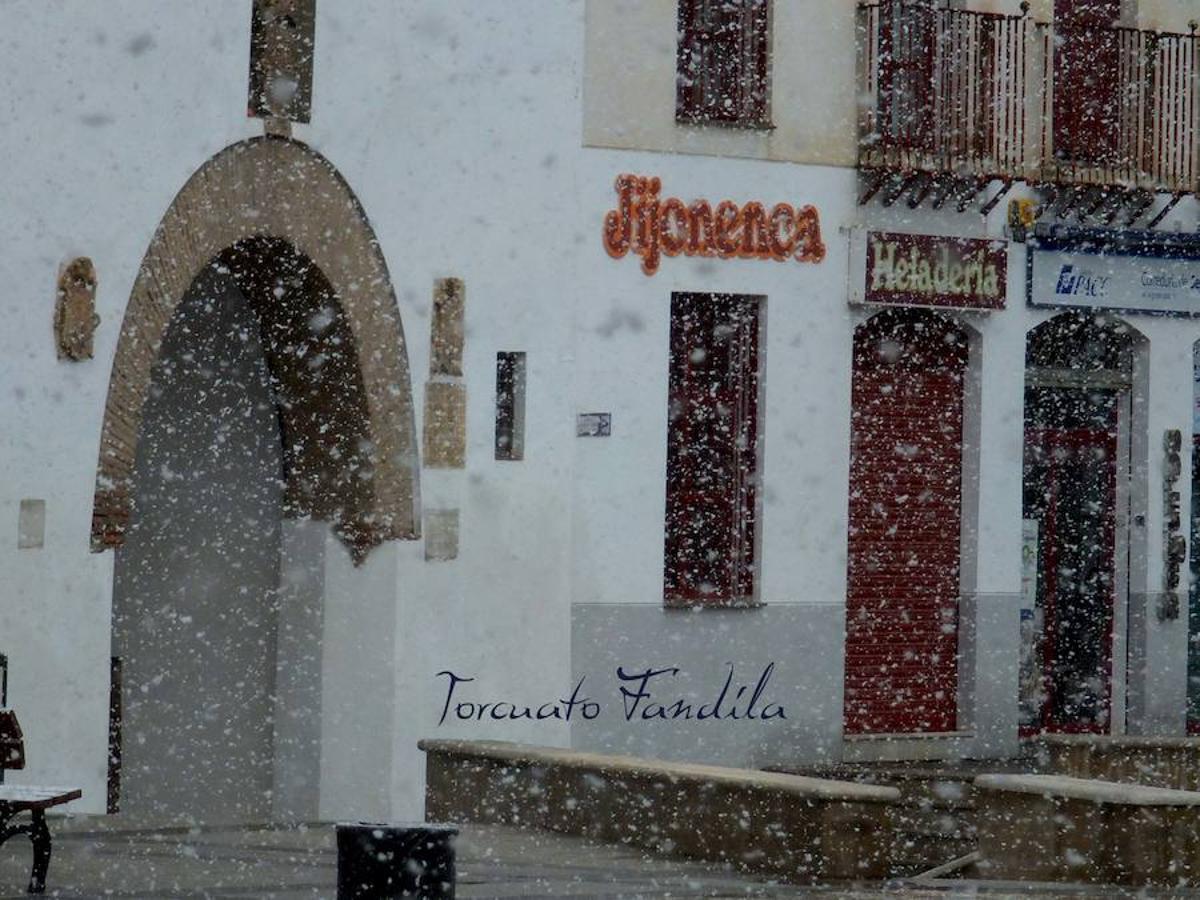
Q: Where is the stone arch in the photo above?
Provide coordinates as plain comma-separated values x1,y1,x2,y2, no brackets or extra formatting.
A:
92,136,419,561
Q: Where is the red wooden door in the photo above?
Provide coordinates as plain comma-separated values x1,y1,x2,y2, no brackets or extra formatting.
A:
664,293,760,606
1053,0,1122,165
845,312,967,734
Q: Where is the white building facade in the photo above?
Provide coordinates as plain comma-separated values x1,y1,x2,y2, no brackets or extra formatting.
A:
2,0,1200,823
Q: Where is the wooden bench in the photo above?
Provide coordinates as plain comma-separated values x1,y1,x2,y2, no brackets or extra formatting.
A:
0,710,81,894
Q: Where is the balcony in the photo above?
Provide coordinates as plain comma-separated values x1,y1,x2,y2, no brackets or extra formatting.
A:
857,1,1200,218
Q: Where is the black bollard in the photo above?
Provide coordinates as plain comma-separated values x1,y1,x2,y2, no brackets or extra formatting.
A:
336,822,458,899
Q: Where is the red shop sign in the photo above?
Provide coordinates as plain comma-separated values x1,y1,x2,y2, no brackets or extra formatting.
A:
603,174,825,276
863,231,1006,310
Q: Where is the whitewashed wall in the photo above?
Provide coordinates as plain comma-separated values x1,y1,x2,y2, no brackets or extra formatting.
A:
0,1,584,818
0,4,252,815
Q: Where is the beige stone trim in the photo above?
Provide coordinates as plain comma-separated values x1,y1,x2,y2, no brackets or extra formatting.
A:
92,136,420,559
55,257,99,361
421,277,467,470
419,739,898,802
429,278,464,378
422,381,466,469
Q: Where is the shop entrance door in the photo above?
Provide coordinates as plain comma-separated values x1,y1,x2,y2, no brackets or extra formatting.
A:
844,310,969,735
1023,385,1120,733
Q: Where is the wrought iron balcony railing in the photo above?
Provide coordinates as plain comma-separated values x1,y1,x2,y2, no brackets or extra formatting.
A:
858,1,1200,203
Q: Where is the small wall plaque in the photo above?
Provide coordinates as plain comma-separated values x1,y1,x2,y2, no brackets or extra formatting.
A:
18,499,45,550
424,509,460,562
577,413,611,437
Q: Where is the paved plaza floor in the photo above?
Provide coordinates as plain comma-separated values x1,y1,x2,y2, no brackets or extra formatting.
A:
0,815,1190,898
0,816,850,899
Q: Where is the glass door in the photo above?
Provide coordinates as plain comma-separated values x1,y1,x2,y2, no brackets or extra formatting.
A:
1023,385,1119,733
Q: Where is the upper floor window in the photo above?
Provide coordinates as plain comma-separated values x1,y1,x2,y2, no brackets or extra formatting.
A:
675,0,770,128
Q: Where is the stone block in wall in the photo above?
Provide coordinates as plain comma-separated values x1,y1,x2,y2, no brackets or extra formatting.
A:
423,509,460,561
1039,735,1200,792
422,381,466,469
975,773,1200,885
248,0,315,123
92,486,131,551
55,257,99,361
429,278,464,378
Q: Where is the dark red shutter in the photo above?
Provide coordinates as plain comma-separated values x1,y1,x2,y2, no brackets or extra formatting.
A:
676,0,769,125
876,0,937,152
845,312,967,734
664,294,760,606
1053,0,1122,164
744,0,769,124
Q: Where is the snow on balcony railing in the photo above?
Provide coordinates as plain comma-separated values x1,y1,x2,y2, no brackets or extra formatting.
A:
1041,23,1200,193
858,1,1030,182
857,1,1200,196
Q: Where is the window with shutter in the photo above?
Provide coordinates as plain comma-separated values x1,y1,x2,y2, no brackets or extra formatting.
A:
676,0,770,127
663,293,763,607
876,0,938,153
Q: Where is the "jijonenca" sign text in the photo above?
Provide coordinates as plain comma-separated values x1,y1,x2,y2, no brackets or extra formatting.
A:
603,174,825,276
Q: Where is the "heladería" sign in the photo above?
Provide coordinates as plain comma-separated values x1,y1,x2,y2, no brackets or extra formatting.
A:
862,231,1006,310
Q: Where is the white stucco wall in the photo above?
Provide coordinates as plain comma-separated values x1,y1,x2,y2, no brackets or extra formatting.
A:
0,1,584,817
0,4,251,814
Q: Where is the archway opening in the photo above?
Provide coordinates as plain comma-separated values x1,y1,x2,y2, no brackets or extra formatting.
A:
111,239,375,821
1021,312,1142,736
94,137,419,823
92,137,420,563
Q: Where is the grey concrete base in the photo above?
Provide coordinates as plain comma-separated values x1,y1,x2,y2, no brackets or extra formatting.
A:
571,597,1023,772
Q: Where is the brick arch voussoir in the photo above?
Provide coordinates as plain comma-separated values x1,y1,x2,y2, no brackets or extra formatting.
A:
92,136,419,561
